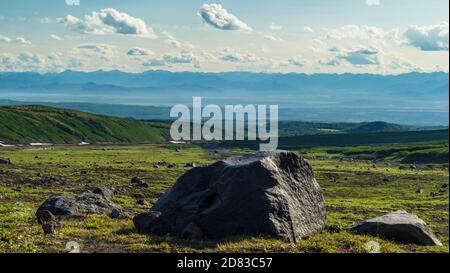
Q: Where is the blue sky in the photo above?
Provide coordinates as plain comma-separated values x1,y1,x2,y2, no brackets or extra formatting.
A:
0,0,448,73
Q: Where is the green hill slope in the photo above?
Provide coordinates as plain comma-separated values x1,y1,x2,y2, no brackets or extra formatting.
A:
346,121,411,134
0,106,168,144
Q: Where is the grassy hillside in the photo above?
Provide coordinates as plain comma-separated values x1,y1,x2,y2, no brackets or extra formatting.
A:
346,121,411,134
0,106,168,144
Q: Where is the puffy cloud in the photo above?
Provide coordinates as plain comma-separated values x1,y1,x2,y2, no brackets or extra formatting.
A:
326,25,387,40
366,0,380,6
59,8,156,37
340,48,380,65
127,47,154,56
323,47,381,66
0,52,65,72
143,51,200,68
404,22,449,51
163,31,195,49
287,58,305,67
76,43,117,56
0,34,31,44
199,4,252,31
304,27,314,33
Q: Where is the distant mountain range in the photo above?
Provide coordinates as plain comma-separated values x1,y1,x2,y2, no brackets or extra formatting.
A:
0,71,448,125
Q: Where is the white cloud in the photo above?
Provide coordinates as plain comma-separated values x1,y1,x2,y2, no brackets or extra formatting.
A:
287,57,305,67
163,31,195,49
76,44,116,55
127,47,154,56
0,34,31,44
0,52,65,72
404,22,449,51
340,48,380,65
366,0,381,6
263,35,281,41
59,8,156,37
304,27,314,33
51,34,62,41
326,25,387,40
323,47,381,66
199,3,252,32
269,22,282,30
143,51,200,68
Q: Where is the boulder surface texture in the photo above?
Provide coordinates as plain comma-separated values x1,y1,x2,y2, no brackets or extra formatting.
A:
134,151,326,242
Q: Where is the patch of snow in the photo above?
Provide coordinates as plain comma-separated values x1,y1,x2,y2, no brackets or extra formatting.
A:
29,143,54,146
0,143,15,147
78,142,90,146
170,141,188,144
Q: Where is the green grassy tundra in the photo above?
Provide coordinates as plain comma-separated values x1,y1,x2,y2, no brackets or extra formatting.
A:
0,142,448,253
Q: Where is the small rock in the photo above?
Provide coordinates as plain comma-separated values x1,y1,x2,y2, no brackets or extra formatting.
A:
109,208,128,219
153,164,160,169
351,210,442,246
0,158,11,165
430,192,436,197
42,222,56,235
416,188,424,194
410,165,417,170
327,225,341,234
131,176,144,184
382,178,390,182
137,199,148,206
167,163,176,168
185,162,197,168
65,241,81,253
92,187,116,198
36,210,55,224
36,192,117,217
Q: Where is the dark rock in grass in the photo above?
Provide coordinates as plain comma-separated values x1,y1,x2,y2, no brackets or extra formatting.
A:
109,208,128,219
327,225,341,234
93,187,116,198
133,211,171,235
430,192,437,197
185,162,197,168
382,177,390,182
133,151,326,242
37,192,117,217
131,176,144,184
416,188,424,194
131,176,149,187
41,221,63,235
351,210,442,246
167,163,177,168
136,199,148,206
36,210,56,224
0,158,11,164
153,164,160,169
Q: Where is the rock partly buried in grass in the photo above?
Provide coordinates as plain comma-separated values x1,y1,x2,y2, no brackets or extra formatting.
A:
36,192,117,217
134,151,326,242
93,187,116,198
0,158,11,164
351,210,442,246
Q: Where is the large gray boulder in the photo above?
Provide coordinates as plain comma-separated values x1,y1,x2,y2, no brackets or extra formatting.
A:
351,210,442,246
134,151,326,242
36,192,117,218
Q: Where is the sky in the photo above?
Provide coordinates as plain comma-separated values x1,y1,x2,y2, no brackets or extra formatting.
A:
0,0,448,74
